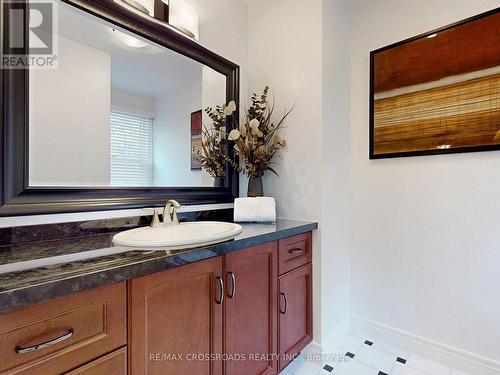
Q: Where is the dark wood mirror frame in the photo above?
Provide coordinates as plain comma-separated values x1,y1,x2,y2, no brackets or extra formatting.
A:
0,0,240,216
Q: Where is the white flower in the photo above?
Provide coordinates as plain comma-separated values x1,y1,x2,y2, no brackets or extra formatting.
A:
249,119,260,134
228,129,241,140
223,105,233,116
228,100,237,112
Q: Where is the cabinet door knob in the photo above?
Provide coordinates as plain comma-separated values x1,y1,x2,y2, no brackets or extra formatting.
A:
216,276,224,304
16,329,74,354
280,292,288,314
227,272,236,298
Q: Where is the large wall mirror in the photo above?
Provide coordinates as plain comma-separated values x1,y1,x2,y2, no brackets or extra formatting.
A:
1,0,240,216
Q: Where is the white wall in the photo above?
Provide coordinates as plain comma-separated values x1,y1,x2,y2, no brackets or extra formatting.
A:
320,0,353,351
247,0,353,350
111,88,156,117
29,36,111,187
153,71,212,186
350,0,500,364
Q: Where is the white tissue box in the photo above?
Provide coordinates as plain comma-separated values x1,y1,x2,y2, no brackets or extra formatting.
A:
234,197,276,223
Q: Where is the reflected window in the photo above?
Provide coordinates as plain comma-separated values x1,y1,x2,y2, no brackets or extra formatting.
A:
110,110,154,186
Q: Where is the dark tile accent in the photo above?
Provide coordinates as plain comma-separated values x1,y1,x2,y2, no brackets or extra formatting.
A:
346,352,355,359
397,357,407,364
364,340,373,346
323,364,334,372
378,372,389,375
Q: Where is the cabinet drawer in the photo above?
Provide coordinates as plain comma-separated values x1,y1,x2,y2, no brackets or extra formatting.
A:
278,232,312,275
0,283,126,375
65,347,127,375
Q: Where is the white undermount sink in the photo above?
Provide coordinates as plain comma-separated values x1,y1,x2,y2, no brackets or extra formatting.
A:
112,221,243,249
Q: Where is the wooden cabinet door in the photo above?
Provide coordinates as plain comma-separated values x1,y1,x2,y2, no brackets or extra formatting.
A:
224,242,278,375
129,257,223,375
278,264,312,372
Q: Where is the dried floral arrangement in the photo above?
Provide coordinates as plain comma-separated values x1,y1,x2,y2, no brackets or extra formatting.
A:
227,86,292,178
196,101,237,177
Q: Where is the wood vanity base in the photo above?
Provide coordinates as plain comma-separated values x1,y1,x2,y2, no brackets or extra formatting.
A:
0,232,313,375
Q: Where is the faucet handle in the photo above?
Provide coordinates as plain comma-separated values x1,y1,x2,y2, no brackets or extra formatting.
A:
143,208,161,228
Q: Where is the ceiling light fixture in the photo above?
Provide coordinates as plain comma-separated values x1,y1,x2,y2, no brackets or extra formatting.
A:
111,28,149,49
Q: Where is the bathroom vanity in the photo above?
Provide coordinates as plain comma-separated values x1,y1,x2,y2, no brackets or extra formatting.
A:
0,219,316,375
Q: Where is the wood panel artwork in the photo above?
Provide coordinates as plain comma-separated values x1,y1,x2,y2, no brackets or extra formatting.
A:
370,8,500,158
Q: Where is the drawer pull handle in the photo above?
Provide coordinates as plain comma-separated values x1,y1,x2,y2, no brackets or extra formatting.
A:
288,248,304,255
228,272,236,298
16,329,73,354
280,292,288,314
216,276,224,304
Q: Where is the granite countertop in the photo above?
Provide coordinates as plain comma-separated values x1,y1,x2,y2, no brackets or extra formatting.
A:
0,219,317,313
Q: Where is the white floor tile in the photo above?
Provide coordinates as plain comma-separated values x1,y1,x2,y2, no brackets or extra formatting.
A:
285,355,307,373
290,360,323,375
373,341,409,359
332,360,379,375
339,334,365,354
392,362,431,375
355,344,397,373
285,335,460,375
406,354,451,375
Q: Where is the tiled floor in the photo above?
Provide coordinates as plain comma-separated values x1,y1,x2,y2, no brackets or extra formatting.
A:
282,334,470,375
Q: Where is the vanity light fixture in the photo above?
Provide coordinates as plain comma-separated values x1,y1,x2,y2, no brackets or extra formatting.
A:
154,0,170,22
118,0,151,15
168,0,199,40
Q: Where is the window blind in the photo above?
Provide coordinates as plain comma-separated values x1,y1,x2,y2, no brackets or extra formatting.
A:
110,110,153,186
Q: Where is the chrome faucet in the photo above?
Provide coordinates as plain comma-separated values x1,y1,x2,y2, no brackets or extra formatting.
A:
163,199,181,225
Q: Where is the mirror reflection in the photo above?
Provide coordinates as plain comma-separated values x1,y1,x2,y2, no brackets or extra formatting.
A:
28,2,226,187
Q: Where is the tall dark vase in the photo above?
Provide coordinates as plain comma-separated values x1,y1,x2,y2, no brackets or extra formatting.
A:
213,176,225,187
247,176,264,197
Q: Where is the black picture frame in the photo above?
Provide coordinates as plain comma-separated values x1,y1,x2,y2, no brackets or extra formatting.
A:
0,0,240,216
369,7,500,159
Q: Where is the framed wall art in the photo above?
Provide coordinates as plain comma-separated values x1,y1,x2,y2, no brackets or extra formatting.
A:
370,8,500,159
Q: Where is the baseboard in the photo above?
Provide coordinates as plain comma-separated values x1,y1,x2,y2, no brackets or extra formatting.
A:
322,315,351,354
302,316,351,357
352,315,500,375
302,340,323,356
